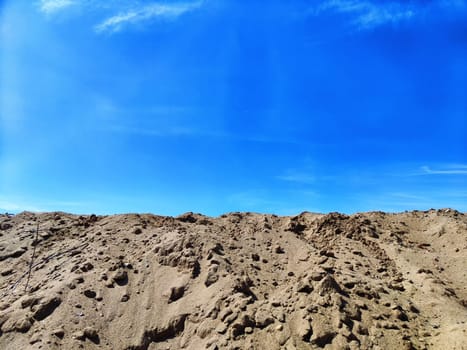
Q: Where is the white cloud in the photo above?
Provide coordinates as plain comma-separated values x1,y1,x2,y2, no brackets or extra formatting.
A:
37,1,205,33
107,124,198,137
314,0,415,29
94,1,204,33
276,173,316,184
0,197,91,213
39,0,76,14
0,200,43,212
311,0,467,30
421,165,467,175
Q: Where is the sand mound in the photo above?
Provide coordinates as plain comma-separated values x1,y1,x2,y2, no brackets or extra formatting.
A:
0,209,466,349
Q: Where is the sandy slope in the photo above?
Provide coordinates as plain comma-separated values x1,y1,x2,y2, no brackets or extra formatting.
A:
0,209,466,350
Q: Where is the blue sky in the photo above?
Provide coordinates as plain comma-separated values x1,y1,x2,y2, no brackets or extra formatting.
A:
1,0,466,215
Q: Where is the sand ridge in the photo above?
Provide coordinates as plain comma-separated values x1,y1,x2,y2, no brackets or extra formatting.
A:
0,209,466,349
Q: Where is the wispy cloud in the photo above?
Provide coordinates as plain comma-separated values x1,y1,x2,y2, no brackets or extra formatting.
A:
39,0,76,14
0,200,43,212
361,188,467,212
276,172,316,185
0,197,91,213
227,192,278,209
313,0,415,29
94,1,204,33
420,165,467,175
311,0,467,30
107,124,199,137
37,1,205,33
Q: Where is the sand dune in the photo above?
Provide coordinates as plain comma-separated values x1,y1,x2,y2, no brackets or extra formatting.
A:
0,209,466,349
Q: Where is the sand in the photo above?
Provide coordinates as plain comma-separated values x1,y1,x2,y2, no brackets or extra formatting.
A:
0,209,466,349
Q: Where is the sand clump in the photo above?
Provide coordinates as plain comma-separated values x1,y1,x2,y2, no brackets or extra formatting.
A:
0,209,466,349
